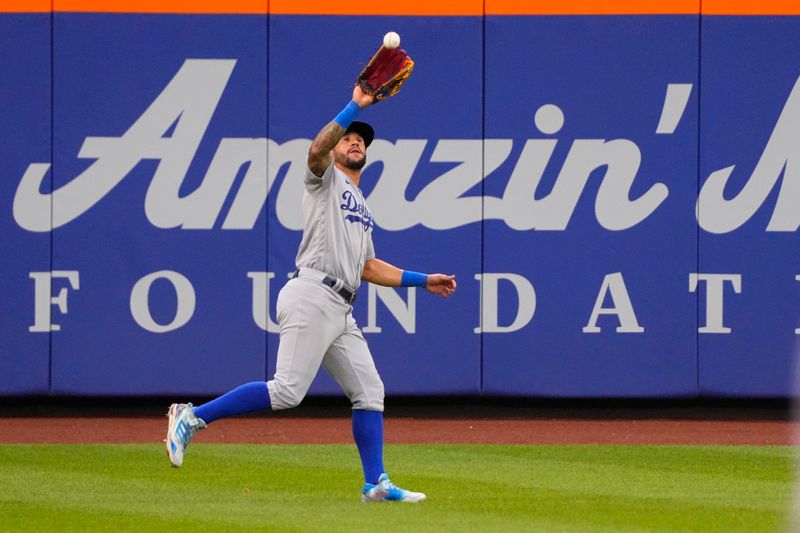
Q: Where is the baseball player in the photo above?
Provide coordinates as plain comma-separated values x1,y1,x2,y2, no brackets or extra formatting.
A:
166,51,456,502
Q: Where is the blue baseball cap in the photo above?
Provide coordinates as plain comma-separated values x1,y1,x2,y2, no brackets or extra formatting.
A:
345,121,374,147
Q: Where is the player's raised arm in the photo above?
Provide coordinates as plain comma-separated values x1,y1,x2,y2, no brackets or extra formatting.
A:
362,258,457,298
307,86,374,177
307,40,414,178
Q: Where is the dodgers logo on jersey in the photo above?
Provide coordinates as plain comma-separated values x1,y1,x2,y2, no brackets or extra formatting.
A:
340,190,374,231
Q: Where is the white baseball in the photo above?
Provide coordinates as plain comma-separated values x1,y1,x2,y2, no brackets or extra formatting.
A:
383,31,401,50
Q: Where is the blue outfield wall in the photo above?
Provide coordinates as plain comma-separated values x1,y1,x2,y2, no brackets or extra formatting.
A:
0,11,798,397
483,15,699,397
47,14,269,395
0,14,51,394
698,16,800,396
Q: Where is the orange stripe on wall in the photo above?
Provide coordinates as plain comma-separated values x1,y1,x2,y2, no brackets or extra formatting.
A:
486,0,699,15
702,0,800,15
3,0,50,12
3,0,800,15
268,0,483,16
52,0,267,14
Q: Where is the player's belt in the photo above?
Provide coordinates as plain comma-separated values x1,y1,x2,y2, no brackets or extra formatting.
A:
321,276,356,303
292,268,357,303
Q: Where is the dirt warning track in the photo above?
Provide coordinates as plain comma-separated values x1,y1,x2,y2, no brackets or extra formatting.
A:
0,417,793,445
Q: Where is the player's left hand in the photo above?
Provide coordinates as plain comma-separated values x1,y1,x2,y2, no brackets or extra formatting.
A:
352,84,374,108
425,274,457,298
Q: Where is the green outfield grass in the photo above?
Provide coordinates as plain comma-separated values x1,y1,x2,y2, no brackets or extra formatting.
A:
0,444,794,532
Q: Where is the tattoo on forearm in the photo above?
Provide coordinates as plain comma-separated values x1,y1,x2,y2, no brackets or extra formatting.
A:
308,120,345,177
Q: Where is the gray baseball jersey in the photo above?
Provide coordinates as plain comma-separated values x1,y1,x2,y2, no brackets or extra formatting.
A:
294,161,375,290
267,159,385,412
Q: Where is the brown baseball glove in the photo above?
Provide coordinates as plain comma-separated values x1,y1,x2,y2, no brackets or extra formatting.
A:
356,46,414,103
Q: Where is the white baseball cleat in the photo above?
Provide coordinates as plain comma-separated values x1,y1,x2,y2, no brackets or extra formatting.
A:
361,473,426,503
165,403,206,468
